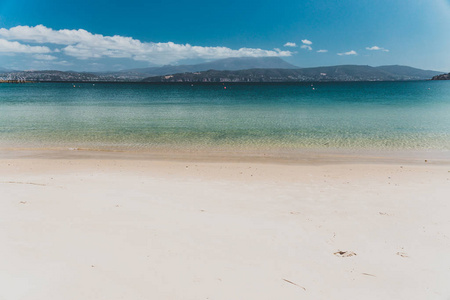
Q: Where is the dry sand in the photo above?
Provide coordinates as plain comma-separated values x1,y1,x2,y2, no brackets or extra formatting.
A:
1,150,450,300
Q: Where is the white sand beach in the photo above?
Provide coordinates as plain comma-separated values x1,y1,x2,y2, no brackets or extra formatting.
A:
1,150,449,300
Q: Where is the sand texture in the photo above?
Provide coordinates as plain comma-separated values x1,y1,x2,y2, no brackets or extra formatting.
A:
1,152,450,300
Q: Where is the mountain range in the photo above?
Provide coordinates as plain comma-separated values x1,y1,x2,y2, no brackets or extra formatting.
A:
114,57,298,78
0,57,444,82
142,63,442,83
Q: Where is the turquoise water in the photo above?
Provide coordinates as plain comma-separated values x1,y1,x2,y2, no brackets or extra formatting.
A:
0,81,449,151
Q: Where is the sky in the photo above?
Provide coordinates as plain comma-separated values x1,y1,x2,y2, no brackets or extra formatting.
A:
0,0,449,72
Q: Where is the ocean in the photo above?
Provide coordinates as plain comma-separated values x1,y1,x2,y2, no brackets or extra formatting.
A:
0,81,449,152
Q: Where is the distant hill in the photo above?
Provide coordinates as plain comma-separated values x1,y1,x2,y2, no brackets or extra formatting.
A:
142,65,442,83
377,65,441,79
0,57,298,82
431,73,450,80
0,67,14,72
112,57,298,78
0,62,442,83
0,70,110,82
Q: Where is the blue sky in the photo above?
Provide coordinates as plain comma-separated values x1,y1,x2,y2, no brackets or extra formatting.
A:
0,0,449,71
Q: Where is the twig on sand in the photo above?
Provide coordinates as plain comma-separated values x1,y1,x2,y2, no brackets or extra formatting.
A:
1,181,47,186
362,273,376,277
334,250,357,257
282,278,306,291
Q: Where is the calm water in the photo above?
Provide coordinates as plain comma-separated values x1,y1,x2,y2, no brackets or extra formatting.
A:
0,81,449,151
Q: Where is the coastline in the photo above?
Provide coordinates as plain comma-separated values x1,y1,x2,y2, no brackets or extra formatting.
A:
1,147,450,299
1,146,449,165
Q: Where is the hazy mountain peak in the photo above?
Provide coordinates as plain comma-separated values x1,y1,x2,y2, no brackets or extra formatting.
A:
197,57,298,70
119,57,298,77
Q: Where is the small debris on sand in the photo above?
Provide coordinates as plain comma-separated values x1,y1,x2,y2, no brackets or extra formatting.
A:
334,250,357,257
3,181,46,186
397,252,408,258
362,273,376,277
282,279,306,291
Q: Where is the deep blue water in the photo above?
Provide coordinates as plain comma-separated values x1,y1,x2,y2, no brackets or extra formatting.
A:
0,81,449,150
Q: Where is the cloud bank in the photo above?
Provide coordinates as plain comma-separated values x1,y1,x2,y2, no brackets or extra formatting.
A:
0,38,51,54
0,25,292,65
33,54,57,60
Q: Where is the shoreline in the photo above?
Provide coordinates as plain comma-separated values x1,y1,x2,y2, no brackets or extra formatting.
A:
0,79,438,84
1,146,449,165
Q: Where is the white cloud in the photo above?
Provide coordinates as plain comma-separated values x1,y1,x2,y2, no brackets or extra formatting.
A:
366,46,389,52
0,25,292,65
301,45,312,51
337,50,357,56
53,60,72,66
317,49,328,53
284,42,297,47
299,39,313,51
33,54,57,60
0,38,51,54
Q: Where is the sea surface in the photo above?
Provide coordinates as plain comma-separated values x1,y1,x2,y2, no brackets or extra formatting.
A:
0,81,449,152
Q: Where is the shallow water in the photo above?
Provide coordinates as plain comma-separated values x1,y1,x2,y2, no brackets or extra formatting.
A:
0,81,449,151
